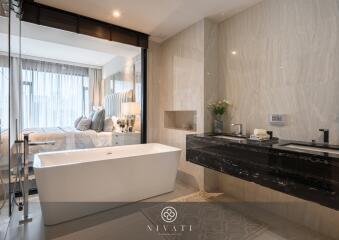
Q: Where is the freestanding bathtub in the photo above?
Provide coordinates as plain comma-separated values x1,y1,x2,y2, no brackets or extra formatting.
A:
33,143,181,225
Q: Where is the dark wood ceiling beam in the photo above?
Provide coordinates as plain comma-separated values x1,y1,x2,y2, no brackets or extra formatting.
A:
21,1,149,48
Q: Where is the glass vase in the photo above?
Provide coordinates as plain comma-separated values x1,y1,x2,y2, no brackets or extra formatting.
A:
213,114,223,134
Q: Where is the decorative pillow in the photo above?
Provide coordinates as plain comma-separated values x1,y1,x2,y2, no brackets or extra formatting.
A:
76,118,92,131
91,109,105,132
88,111,95,120
103,118,114,132
74,116,83,128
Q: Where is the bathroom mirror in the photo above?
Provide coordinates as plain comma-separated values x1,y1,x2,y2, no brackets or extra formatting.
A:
103,53,142,140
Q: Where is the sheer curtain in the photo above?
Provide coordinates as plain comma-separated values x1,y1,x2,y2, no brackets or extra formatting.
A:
0,56,9,131
10,57,22,142
22,59,89,128
88,68,103,112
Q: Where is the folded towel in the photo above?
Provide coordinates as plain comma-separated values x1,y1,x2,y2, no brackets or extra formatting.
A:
254,129,267,136
250,134,270,141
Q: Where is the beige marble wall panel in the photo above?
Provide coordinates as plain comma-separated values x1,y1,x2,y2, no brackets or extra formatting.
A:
203,20,221,192
154,20,206,190
147,41,161,143
219,0,339,144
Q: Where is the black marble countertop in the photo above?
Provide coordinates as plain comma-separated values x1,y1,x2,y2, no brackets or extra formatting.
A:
186,133,339,210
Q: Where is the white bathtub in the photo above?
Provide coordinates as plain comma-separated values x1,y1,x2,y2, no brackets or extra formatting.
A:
33,143,181,225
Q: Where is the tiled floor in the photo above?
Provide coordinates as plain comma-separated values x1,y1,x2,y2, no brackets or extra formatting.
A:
0,202,10,240
4,181,334,240
5,180,197,240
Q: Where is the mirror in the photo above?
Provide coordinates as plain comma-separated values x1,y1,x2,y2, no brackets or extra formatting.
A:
103,53,142,137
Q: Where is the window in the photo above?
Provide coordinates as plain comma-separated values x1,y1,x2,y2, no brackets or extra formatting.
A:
22,60,89,128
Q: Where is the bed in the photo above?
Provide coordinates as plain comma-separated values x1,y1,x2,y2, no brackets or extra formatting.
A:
24,127,115,161
22,90,135,164
0,130,9,170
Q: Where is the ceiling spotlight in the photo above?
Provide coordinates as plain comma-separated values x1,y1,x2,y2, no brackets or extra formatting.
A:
112,10,121,18
231,51,237,55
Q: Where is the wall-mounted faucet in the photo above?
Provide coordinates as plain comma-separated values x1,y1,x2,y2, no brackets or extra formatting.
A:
231,123,243,136
319,129,329,144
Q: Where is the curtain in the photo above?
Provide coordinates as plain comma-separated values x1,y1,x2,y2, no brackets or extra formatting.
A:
0,56,9,131
10,57,21,142
88,68,103,112
0,55,21,143
22,59,89,128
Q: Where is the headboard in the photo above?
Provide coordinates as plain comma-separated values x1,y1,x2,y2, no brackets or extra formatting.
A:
104,90,133,118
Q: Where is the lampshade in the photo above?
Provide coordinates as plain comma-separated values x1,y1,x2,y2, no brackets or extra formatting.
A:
121,102,141,116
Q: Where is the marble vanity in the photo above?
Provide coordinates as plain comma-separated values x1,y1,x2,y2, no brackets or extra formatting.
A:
186,133,339,210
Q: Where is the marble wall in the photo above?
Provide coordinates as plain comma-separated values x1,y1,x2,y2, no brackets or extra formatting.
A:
217,1,339,238
148,3,339,236
147,41,161,143
148,20,205,189
219,0,339,144
148,19,220,190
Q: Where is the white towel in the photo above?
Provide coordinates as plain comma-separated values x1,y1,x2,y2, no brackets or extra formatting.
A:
254,129,267,135
250,134,270,141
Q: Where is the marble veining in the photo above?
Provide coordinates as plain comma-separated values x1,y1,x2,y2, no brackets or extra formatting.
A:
186,133,339,210
148,19,220,190
218,0,339,144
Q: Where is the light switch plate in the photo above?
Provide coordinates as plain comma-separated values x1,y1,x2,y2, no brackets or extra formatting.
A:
269,114,286,126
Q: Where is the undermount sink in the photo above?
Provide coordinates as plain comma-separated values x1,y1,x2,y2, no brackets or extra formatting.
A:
283,144,339,155
213,135,246,141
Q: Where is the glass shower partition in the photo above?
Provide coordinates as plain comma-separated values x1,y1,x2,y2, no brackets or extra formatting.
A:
0,0,10,238
0,0,22,237
8,0,23,221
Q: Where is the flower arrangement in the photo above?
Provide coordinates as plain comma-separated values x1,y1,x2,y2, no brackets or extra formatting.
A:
208,99,230,116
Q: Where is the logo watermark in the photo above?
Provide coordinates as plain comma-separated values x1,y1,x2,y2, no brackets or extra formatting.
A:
146,206,192,236
161,206,177,223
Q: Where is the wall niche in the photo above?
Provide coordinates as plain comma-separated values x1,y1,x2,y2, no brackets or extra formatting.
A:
164,111,197,132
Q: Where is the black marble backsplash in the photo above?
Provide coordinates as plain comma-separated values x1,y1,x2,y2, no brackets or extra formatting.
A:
186,133,339,210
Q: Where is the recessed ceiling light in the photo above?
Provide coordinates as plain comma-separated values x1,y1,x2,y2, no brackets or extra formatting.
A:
112,10,121,18
231,51,237,55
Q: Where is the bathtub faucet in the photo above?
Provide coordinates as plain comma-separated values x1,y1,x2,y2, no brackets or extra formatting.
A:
16,133,55,224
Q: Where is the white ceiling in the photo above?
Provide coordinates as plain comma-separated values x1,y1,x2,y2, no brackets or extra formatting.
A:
0,33,117,67
36,0,263,42
0,16,141,67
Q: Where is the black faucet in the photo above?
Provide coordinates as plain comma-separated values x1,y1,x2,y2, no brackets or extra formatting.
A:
319,129,329,144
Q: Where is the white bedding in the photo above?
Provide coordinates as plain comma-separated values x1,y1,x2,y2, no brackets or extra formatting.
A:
23,127,115,163
0,130,9,169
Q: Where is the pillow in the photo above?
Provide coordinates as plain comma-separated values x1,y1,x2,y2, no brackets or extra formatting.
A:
88,111,95,120
74,116,83,128
76,118,92,131
91,109,105,132
103,118,114,132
